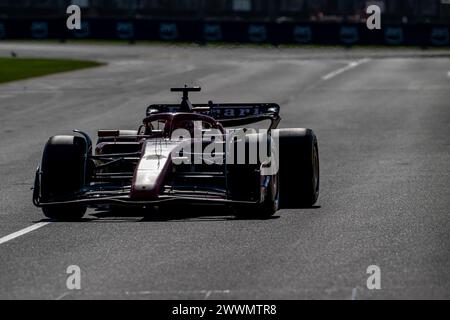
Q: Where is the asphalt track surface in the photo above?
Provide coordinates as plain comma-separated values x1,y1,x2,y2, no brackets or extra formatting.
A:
0,43,449,300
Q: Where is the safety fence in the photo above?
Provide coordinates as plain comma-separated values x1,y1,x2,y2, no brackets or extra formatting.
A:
0,19,449,46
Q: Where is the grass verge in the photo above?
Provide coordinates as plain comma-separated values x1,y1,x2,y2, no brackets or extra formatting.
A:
0,57,104,84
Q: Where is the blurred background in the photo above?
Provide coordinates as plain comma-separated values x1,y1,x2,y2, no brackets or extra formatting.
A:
0,0,449,22
0,0,449,45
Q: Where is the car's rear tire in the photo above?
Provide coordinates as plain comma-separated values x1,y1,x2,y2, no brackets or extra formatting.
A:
277,128,319,208
40,135,87,221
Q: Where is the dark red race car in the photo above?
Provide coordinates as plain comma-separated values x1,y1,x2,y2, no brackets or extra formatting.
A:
33,86,319,220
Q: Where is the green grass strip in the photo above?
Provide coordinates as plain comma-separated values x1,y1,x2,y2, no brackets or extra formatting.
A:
0,57,103,84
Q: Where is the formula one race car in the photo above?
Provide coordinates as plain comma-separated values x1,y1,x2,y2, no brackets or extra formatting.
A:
33,86,319,220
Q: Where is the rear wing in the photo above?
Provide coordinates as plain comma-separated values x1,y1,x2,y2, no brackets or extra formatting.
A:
146,103,281,128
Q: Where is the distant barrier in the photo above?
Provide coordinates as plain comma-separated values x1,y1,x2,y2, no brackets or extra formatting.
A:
0,18,449,46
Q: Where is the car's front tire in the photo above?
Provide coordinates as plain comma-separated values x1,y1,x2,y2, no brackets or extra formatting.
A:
255,172,280,218
39,135,87,221
42,205,87,221
233,173,279,219
229,133,280,219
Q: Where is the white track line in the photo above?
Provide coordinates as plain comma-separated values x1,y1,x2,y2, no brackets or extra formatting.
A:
447,71,450,78
55,292,71,300
125,289,230,299
322,58,370,81
0,222,51,245
351,287,358,300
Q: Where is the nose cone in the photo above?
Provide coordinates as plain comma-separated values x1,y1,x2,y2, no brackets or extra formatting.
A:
130,141,177,200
